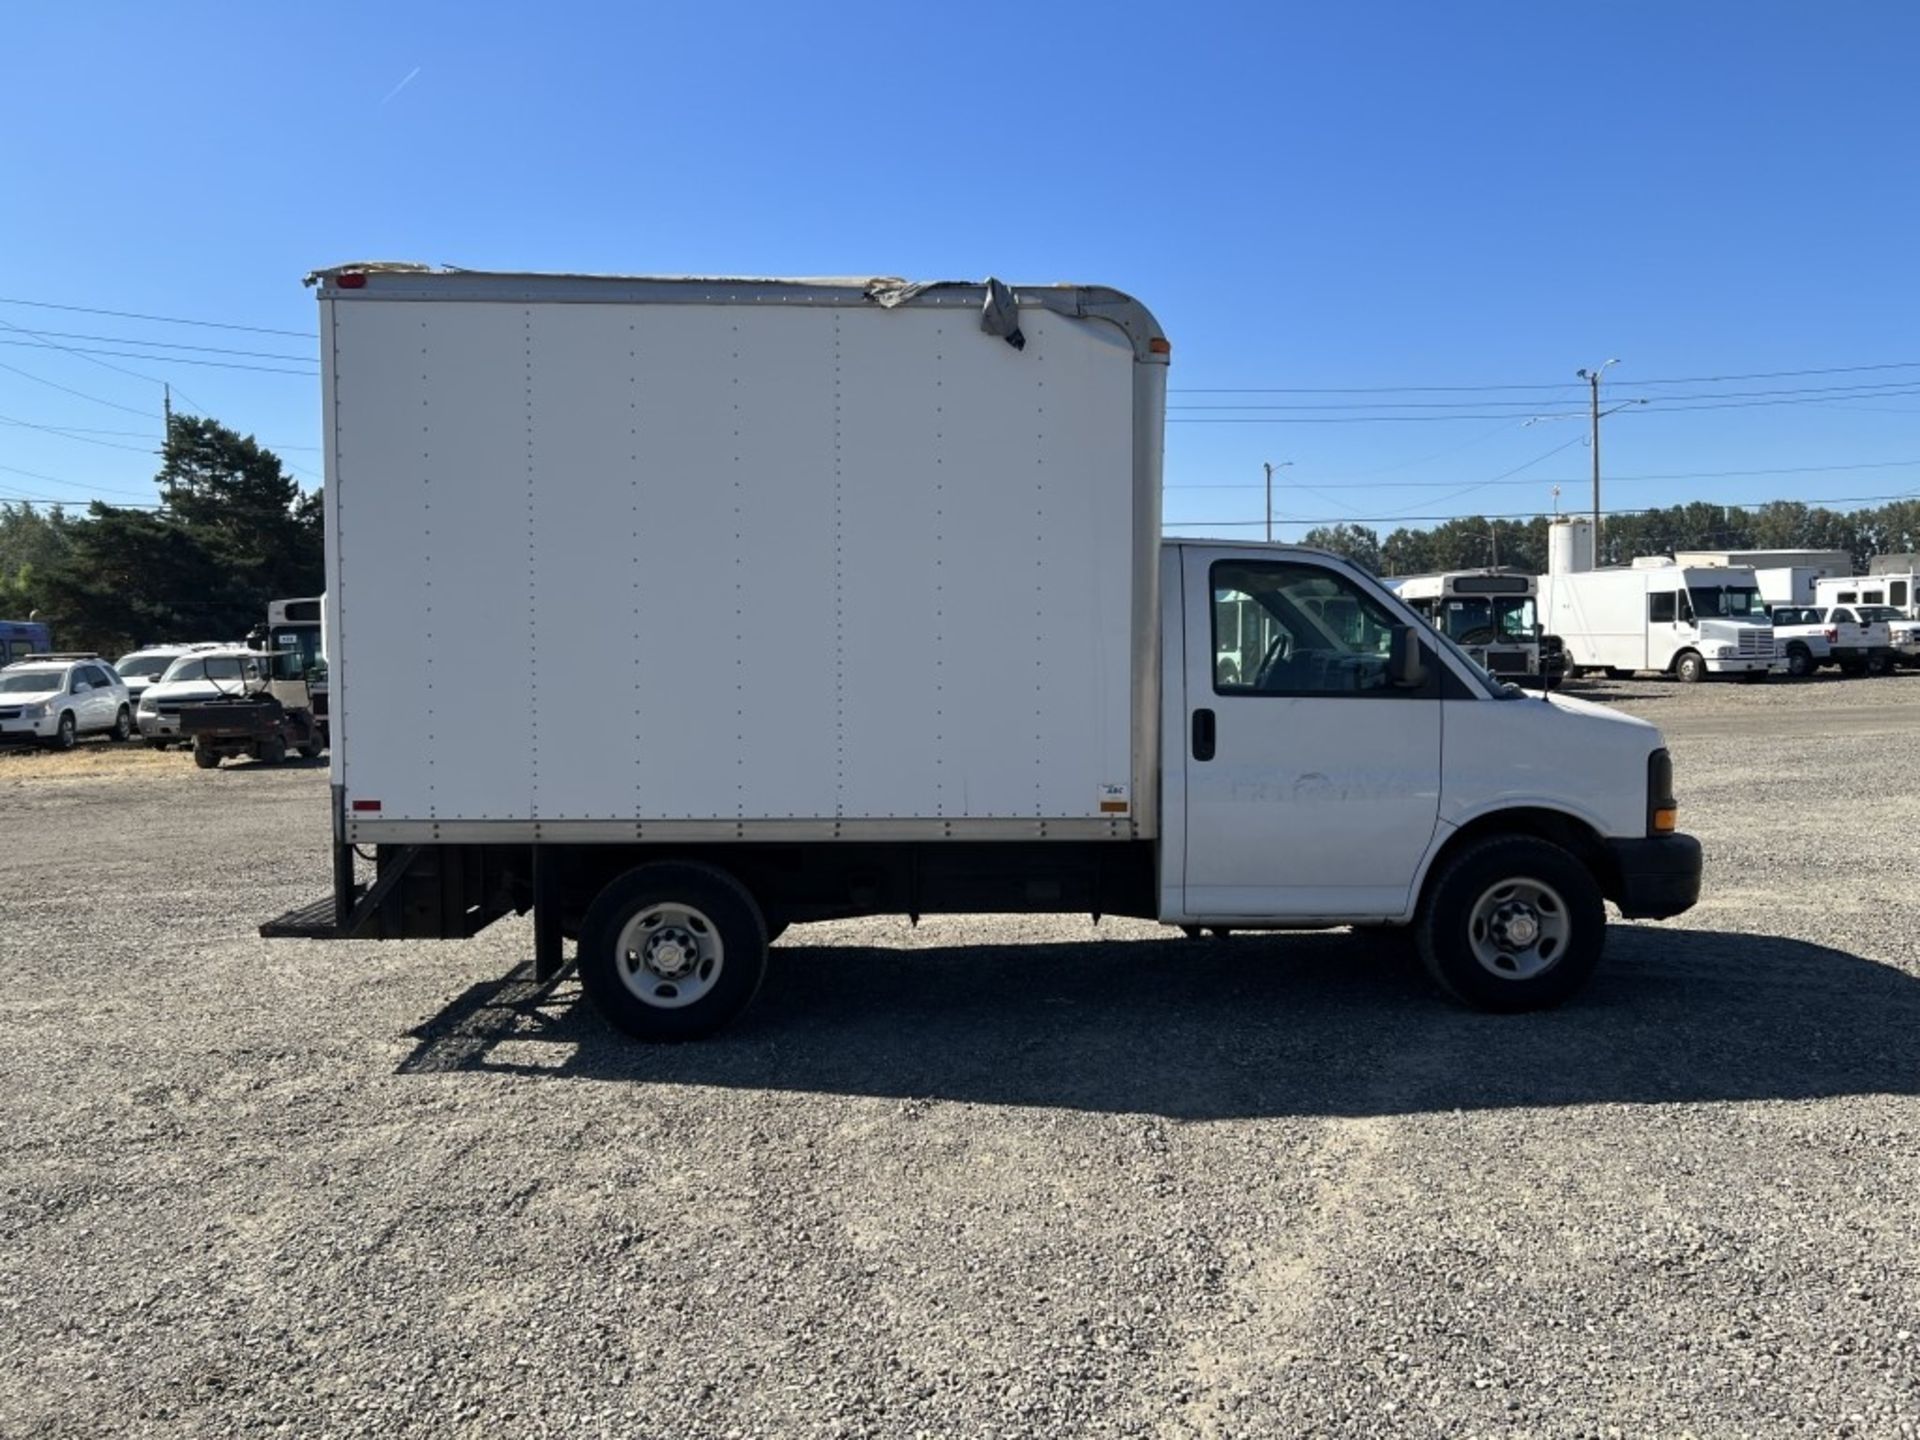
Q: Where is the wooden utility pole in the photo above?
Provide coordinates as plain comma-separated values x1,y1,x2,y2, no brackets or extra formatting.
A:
1576,361,1617,559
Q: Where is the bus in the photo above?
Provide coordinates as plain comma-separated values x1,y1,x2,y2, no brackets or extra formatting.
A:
1384,570,1550,682
263,596,327,743
0,619,53,668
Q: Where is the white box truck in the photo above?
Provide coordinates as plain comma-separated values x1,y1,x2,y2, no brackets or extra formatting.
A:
1539,520,1776,682
264,267,1701,1038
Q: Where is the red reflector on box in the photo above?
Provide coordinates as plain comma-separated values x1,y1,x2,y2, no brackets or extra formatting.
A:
335,273,368,290
351,799,382,812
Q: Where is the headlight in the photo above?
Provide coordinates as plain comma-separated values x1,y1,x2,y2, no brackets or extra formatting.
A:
21,702,48,719
138,696,158,712
1712,645,1736,658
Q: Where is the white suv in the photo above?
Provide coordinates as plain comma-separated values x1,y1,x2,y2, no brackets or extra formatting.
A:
0,655,133,750
136,648,268,746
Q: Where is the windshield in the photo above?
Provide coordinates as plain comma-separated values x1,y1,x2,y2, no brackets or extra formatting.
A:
1438,595,1535,643
269,626,324,680
1687,585,1765,619
160,655,255,684
0,670,62,694
115,651,178,681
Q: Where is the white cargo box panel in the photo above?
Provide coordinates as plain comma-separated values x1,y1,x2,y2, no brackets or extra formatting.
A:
318,271,1166,843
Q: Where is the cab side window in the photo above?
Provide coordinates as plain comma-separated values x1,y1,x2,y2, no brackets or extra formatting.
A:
1212,560,1407,697
1892,581,1910,608
1649,593,1676,623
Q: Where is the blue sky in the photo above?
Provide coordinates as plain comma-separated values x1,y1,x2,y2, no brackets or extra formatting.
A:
3,1,1917,538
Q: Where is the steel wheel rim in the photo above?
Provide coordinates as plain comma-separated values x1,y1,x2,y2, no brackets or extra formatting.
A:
614,903,725,1009
1466,876,1571,981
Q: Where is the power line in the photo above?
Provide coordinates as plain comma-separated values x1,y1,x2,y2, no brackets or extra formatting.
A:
0,316,210,414
0,412,157,453
1167,379,1920,412
14,328,316,364
0,357,159,417
0,337,316,376
1163,489,1920,529
0,295,317,340
1171,359,1920,396
0,417,319,450
0,461,161,504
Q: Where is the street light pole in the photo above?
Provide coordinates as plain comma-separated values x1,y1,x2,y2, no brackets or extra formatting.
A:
1576,360,1618,558
1263,460,1292,543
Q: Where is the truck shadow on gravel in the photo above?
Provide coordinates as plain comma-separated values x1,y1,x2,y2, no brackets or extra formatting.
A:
398,927,1920,1118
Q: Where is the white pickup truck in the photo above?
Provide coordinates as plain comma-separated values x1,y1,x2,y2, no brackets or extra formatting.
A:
1768,606,1892,677
1852,605,1920,669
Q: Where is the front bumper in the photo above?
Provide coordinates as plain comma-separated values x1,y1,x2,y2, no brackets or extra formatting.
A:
1702,655,1773,674
0,717,56,744
138,710,181,738
1605,833,1703,920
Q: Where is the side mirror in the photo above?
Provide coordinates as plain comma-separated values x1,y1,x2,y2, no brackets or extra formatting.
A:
1388,625,1427,689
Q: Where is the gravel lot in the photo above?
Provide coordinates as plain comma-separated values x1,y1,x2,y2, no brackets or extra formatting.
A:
2,675,1917,1438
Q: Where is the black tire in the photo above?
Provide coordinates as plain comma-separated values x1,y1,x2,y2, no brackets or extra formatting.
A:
1673,651,1707,684
192,744,220,770
1785,645,1814,678
1416,835,1607,1012
51,711,77,751
1867,652,1892,677
577,862,769,1041
298,742,324,760
255,737,287,764
108,706,131,741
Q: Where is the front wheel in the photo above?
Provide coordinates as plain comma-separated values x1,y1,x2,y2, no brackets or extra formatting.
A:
1416,836,1606,1012
1673,651,1707,684
50,711,77,751
192,744,220,770
578,862,769,1041
110,706,132,742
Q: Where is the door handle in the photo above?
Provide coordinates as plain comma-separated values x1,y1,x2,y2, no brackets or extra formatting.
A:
1191,708,1216,762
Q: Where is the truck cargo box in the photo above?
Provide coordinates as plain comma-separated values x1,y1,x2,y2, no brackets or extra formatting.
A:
318,270,1167,845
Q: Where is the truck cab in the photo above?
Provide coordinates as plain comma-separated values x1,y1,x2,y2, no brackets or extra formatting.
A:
1161,545,1695,981
1382,570,1545,682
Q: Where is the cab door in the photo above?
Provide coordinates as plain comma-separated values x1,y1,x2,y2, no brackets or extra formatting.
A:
1180,549,1443,919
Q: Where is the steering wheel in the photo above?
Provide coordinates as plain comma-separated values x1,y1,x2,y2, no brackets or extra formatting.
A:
1252,631,1292,690
1457,626,1499,646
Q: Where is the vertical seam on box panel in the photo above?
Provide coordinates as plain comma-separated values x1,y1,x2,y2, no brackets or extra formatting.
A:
328,300,348,799
631,321,641,826
525,307,536,826
1035,346,1046,817
933,322,945,817
833,311,845,817
732,323,743,819
422,316,435,818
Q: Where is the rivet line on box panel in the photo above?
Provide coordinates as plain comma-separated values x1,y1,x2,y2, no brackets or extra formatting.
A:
526,308,537,818
630,324,642,824
833,311,844,818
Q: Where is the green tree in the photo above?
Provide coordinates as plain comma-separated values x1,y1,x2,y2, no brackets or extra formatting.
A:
159,414,321,601
1299,522,1383,571
0,502,73,618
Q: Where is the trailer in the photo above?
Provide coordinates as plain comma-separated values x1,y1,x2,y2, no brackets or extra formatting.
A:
264,267,1701,1038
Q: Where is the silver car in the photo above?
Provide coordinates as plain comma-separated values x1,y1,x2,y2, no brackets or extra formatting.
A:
0,655,134,750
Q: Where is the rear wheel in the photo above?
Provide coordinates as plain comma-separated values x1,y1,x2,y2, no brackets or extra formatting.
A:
1784,645,1813,678
255,737,287,764
1416,835,1606,1012
1673,651,1707,684
192,744,220,770
297,742,324,760
578,862,769,1041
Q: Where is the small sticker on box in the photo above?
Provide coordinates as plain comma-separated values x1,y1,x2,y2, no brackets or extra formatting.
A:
1099,783,1130,814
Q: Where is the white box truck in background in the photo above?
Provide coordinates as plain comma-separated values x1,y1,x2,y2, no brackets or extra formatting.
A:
1673,548,1850,608
264,268,1701,1038
1539,519,1776,682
